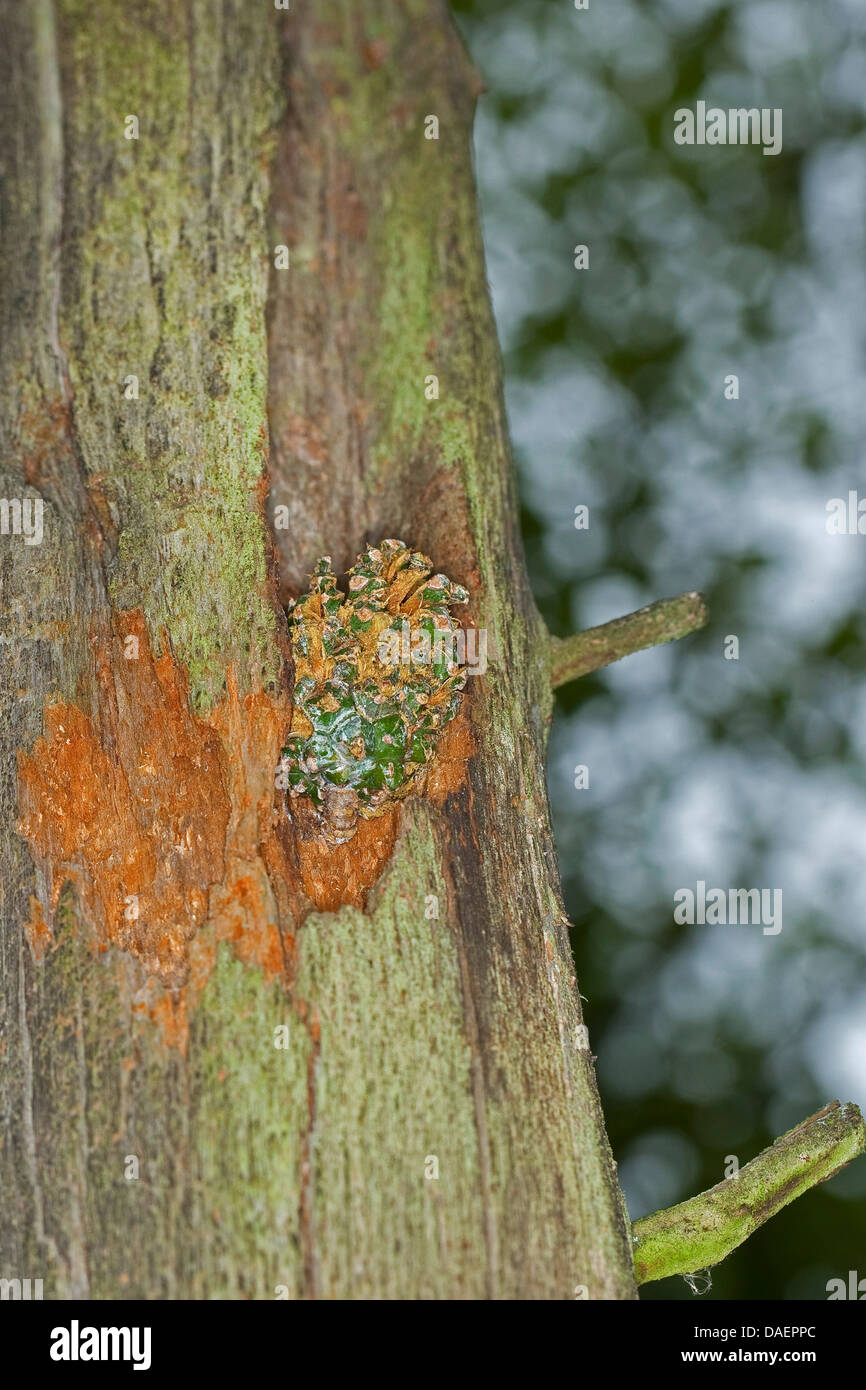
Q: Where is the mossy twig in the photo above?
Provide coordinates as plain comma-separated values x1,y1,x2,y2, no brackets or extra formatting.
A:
549,592,708,689
632,1101,866,1285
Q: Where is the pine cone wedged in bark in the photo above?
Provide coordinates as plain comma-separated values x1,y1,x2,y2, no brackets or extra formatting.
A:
281,539,469,845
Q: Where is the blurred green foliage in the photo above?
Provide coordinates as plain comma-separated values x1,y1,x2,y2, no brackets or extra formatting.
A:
452,0,866,1299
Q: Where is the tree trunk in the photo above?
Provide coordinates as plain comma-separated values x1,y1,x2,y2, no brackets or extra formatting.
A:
0,0,637,1300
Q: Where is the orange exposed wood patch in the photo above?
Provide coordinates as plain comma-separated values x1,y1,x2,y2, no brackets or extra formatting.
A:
17,620,230,989
294,802,401,913
16,612,293,1002
19,397,73,490
205,672,293,979
134,984,189,1054
361,37,389,71
426,709,476,806
23,894,53,962
16,591,472,1045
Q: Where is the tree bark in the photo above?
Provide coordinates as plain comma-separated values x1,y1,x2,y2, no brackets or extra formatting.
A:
0,0,637,1299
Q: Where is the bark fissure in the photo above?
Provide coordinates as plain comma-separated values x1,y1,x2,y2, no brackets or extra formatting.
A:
442,845,499,1299
298,1008,321,1299
17,934,65,1282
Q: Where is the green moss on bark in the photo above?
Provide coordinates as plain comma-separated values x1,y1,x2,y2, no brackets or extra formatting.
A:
57,0,285,708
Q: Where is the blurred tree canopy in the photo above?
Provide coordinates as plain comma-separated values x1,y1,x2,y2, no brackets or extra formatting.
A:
452,0,866,1299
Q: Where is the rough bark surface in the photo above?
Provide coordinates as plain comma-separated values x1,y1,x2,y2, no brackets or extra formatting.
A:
0,0,637,1300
